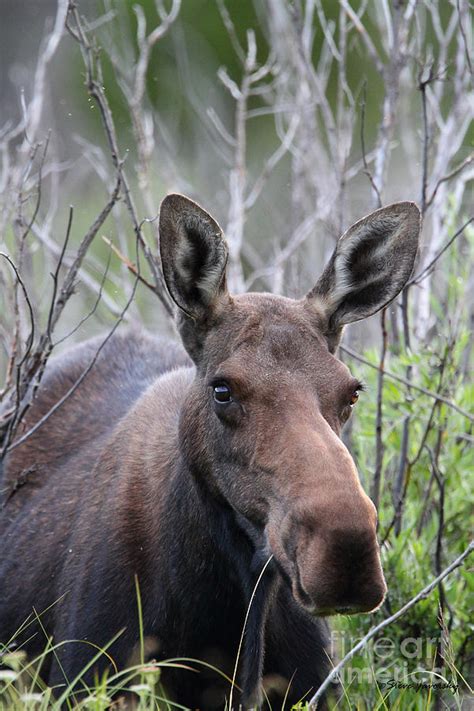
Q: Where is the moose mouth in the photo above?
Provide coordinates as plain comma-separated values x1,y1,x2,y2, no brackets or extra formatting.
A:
292,569,386,617
290,560,387,617
248,511,387,617
268,539,387,617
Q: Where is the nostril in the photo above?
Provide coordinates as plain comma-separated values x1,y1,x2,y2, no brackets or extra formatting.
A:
295,572,314,610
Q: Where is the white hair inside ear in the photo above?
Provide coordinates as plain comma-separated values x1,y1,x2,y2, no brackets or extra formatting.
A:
307,202,421,338
159,194,230,319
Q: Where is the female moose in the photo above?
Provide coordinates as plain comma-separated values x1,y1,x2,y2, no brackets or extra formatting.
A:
0,195,420,707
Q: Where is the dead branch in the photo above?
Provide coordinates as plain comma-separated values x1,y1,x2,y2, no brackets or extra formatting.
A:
65,1,173,317
5,250,142,455
371,309,387,509
101,236,156,293
408,217,474,287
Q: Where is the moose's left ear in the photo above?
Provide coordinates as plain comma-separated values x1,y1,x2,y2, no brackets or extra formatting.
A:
159,193,232,363
159,193,230,321
307,202,421,349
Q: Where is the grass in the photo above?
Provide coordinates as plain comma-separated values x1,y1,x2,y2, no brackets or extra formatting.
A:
1,547,471,711
0,641,470,710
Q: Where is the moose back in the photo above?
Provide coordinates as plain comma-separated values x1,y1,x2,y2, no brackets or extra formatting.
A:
0,195,420,708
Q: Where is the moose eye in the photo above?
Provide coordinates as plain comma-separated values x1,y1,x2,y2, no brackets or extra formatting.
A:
350,390,360,407
213,383,232,404
341,385,363,422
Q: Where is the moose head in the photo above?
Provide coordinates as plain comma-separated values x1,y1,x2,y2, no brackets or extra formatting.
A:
159,194,420,617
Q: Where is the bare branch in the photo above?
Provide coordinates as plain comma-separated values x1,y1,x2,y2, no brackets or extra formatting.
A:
339,0,384,74
426,153,474,209
24,0,68,144
456,0,473,76
66,2,173,317
101,236,156,293
6,252,142,454
408,217,474,286
216,0,246,65
360,83,382,208
371,309,387,508
47,175,121,337
53,245,114,348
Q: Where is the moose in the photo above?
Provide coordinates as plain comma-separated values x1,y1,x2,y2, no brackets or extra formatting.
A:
0,194,420,708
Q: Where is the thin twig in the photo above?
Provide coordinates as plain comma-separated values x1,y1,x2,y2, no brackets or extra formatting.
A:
383,344,449,544
408,217,474,286
66,2,173,316
0,254,35,369
456,0,473,75
426,154,474,209
6,263,141,454
419,68,432,214
53,242,114,347
427,446,446,616
46,205,74,341
371,309,386,508
339,0,384,74
340,345,474,423
360,82,382,208
101,236,156,293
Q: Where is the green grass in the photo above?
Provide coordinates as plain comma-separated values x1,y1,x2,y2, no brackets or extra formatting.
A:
0,639,470,710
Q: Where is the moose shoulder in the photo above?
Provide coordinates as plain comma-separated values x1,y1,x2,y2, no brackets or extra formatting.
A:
0,195,420,708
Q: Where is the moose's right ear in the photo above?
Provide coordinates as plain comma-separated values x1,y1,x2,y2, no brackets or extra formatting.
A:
307,202,421,351
159,193,230,321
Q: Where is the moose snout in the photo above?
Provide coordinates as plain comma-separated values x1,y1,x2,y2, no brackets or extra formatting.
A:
298,526,387,616
275,498,387,616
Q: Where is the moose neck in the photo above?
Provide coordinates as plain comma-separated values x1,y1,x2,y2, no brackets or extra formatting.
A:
200,473,279,703
123,364,279,703
162,438,278,705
